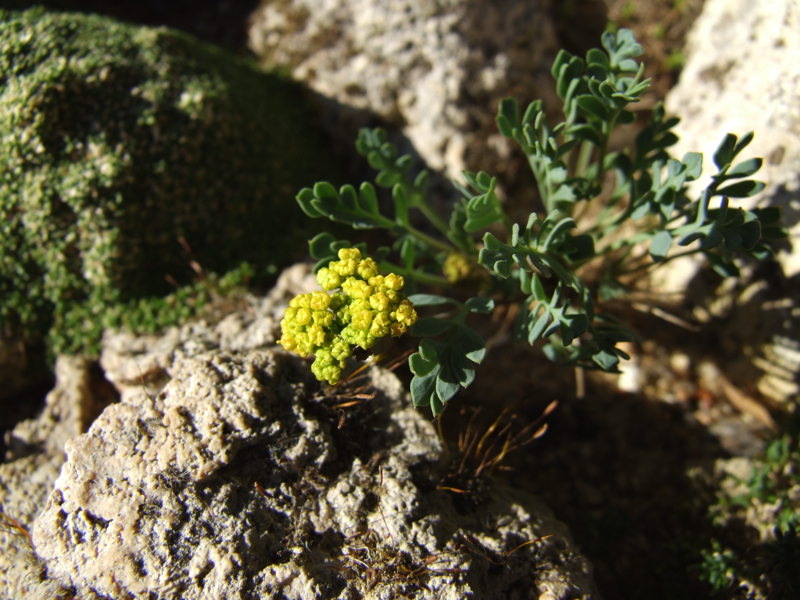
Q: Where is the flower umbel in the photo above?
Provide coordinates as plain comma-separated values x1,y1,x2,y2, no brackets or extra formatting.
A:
279,248,417,384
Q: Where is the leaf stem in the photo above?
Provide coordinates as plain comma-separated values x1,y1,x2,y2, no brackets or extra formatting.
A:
619,247,702,275
406,224,453,253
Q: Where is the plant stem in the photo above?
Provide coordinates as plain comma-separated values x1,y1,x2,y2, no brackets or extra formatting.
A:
619,247,702,275
406,224,453,253
418,203,451,240
378,260,450,287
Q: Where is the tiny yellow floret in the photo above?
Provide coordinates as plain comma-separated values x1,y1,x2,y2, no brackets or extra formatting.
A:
278,246,417,385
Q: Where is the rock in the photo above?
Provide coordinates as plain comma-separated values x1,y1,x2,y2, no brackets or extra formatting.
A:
100,263,319,402
0,8,340,365
34,349,599,599
0,454,71,600
0,355,99,600
663,0,800,282
4,356,98,461
657,0,800,406
248,0,560,184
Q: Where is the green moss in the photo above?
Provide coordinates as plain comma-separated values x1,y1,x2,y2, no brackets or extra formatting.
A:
0,8,340,356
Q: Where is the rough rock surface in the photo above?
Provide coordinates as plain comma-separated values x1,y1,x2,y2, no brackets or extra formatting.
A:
0,356,96,600
248,0,560,184
664,0,800,281
657,0,800,405
34,349,599,599
100,262,319,402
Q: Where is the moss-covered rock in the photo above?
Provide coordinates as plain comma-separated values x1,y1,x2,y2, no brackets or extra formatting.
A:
0,8,339,358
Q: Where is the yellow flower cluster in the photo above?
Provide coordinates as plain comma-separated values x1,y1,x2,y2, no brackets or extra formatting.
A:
279,248,417,384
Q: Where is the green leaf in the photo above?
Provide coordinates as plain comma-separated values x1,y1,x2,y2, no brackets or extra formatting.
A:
314,181,338,199
732,131,754,158
407,294,461,307
586,48,610,69
576,95,609,120
531,273,547,301
752,206,782,226
465,297,495,314
715,181,766,198
296,188,324,218
462,171,482,191
454,325,486,363
411,369,438,407
497,97,520,135
649,230,673,261
727,158,763,178
551,49,575,80
568,124,603,147
593,349,620,370
400,237,416,268
435,369,460,403
359,182,379,215
447,350,476,387
562,314,588,346
393,184,410,225
309,232,335,258
682,152,703,181
528,307,551,343
704,252,740,278
418,338,442,361
713,133,738,170
376,170,401,188
558,233,596,262
617,109,636,124
496,114,514,138
409,352,438,377
410,317,455,337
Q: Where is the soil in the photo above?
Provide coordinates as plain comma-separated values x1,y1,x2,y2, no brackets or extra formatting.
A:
3,1,791,599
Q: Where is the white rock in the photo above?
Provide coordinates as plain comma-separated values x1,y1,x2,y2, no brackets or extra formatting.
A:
1,355,96,600
5,356,95,460
33,350,599,599
664,0,800,280
248,0,559,181
100,263,317,402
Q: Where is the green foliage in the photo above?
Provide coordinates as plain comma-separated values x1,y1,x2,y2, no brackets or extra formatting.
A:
292,28,783,416
0,8,339,357
696,435,800,597
54,261,255,356
697,540,738,593
407,294,492,415
725,436,800,534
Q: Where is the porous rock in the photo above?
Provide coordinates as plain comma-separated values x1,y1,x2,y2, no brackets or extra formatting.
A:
1,356,96,600
658,0,800,405
34,349,599,599
248,0,560,183
100,262,319,402
663,0,800,284
4,356,97,461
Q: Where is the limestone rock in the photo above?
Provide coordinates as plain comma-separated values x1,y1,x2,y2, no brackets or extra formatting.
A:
656,0,800,405
664,0,800,281
0,356,97,600
0,454,71,600
100,263,319,402
34,350,599,599
5,356,96,461
248,0,560,183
